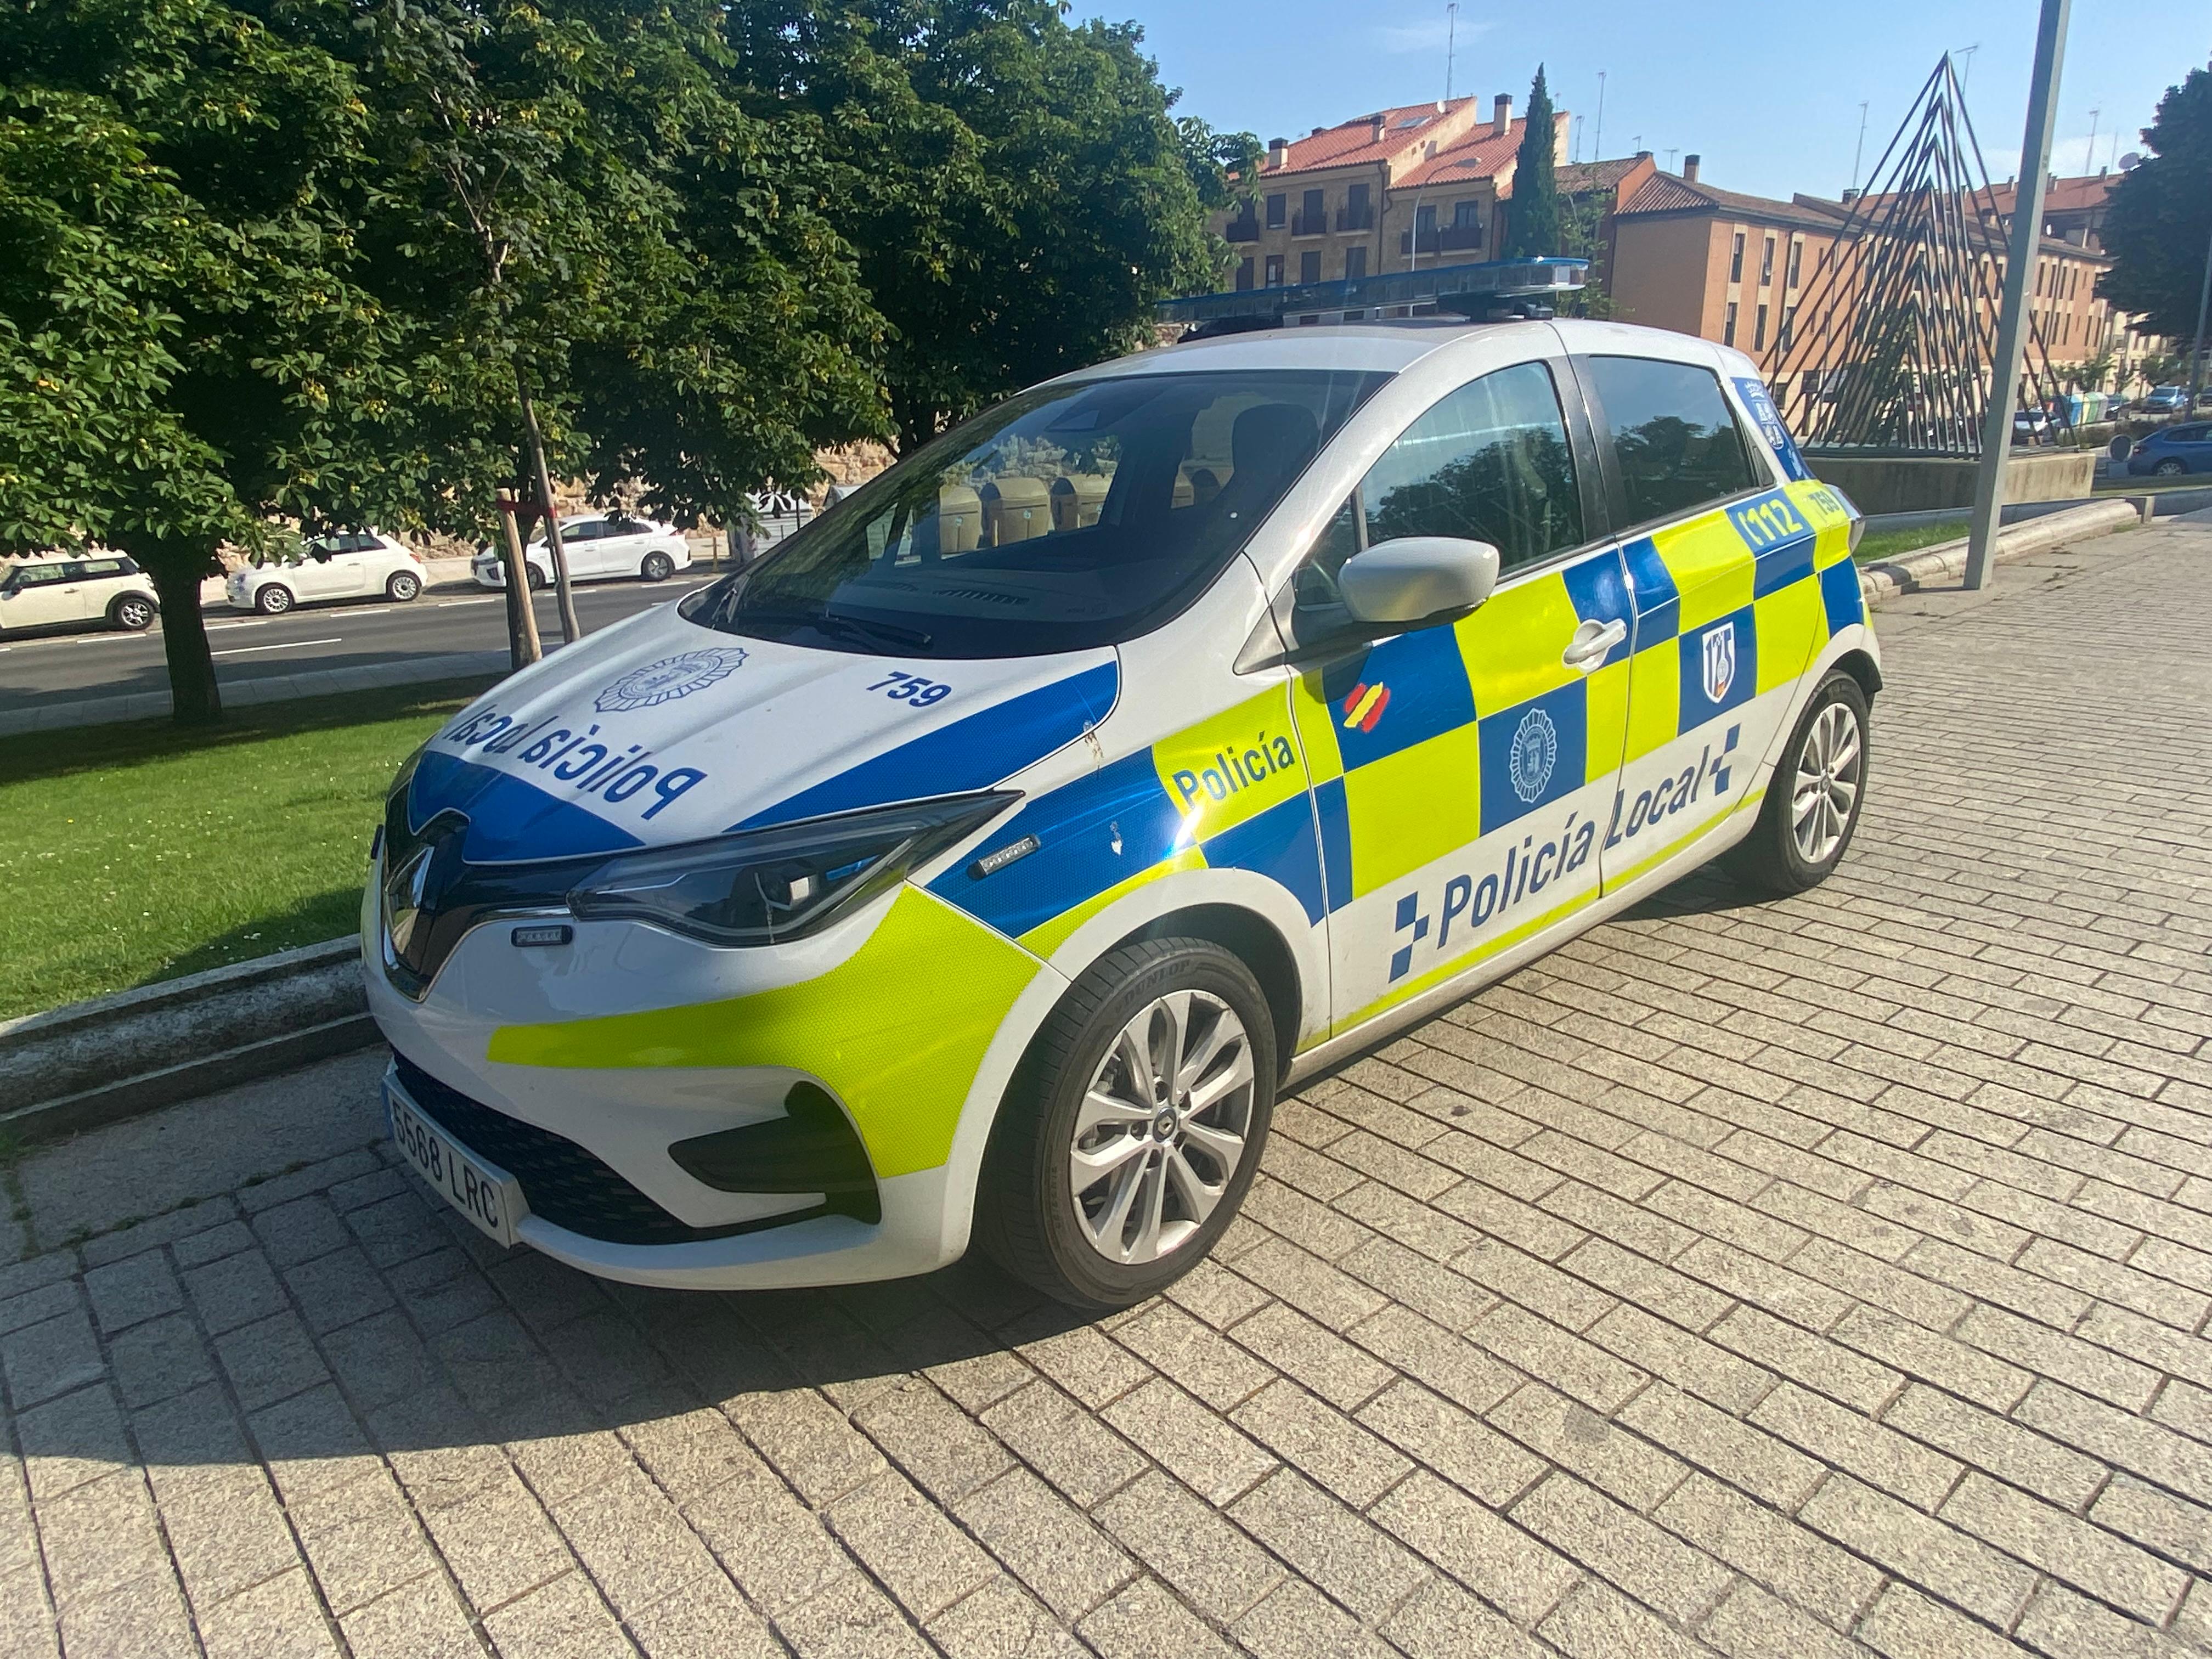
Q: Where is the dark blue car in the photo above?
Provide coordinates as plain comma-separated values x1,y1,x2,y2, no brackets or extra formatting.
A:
2127,422,2212,477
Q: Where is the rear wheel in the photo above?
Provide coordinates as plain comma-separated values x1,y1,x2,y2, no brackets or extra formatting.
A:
255,583,294,616
974,938,1275,1311
525,563,548,590
2154,458,2188,477
109,594,156,631
386,571,421,602
640,551,675,582
1724,670,1870,896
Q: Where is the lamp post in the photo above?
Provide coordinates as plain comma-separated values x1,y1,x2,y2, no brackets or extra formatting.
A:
1965,0,2070,590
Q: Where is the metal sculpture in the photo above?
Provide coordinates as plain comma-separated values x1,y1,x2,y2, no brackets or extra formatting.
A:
1772,57,2064,455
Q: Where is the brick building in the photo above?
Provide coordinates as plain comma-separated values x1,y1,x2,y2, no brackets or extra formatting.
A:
1214,94,1571,305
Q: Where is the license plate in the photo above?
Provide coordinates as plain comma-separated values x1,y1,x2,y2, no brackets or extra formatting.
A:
385,1075,527,1248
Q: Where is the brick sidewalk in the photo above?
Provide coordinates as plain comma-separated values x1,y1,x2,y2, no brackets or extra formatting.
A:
3,521,2210,1657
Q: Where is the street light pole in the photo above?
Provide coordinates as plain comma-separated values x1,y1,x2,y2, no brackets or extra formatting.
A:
1965,0,2071,591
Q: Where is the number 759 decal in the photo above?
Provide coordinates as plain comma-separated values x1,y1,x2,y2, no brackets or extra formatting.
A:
866,670,953,707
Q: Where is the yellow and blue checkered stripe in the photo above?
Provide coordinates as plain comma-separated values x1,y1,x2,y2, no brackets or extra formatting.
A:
931,475,1859,954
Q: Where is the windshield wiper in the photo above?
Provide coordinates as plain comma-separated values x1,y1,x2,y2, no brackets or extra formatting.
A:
742,605,933,652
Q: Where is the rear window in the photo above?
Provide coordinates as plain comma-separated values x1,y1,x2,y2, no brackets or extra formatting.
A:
684,369,1387,658
1584,356,1760,526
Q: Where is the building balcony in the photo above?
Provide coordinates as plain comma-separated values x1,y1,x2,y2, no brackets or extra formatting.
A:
1223,215,1259,243
1291,209,1328,237
1400,223,1487,257
1336,205,1375,232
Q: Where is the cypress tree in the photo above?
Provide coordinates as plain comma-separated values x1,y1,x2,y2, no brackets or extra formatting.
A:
1505,64,1561,259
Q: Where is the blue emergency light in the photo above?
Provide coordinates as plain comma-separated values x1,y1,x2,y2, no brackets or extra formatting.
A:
1157,257,1589,336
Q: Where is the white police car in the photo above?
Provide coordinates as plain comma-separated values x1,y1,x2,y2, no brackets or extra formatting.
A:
368,295,1876,1310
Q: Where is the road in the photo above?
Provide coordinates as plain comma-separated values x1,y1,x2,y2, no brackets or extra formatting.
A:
2,515,2210,1658
0,575,718,714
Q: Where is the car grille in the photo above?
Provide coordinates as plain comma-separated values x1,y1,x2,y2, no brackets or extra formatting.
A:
390,1052,827,1247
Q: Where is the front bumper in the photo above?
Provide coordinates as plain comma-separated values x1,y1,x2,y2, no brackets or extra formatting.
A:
360,857,1058,1290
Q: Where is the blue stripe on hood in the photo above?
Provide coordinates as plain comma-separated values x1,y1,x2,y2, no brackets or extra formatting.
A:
409,751,644,864
736,661,1120,831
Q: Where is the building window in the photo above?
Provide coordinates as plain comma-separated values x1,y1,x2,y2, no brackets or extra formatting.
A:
1453,200,1482,228
1299,250,1321,285
1265,193,1286,230
1235,257,1254,292
1345,245,1368,281
1297,188,1325,235
1780,306,1796,351
1264,253,1284,287
1759,236,1775,286
1343,182,1371,230
1787,239,1803,289
1754,303,1768,350
1730,233,1745,283
1724,301,1739,346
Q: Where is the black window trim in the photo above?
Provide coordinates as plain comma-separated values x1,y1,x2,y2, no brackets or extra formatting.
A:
1564,352,1780,545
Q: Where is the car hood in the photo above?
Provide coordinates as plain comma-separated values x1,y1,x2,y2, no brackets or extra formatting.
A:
403,603,1120,864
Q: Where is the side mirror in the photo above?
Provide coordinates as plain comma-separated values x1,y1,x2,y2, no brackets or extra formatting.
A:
1336,536,1501,627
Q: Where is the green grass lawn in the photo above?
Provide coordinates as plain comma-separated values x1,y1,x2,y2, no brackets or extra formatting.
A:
0,679,493,1020
1854,521,1968,563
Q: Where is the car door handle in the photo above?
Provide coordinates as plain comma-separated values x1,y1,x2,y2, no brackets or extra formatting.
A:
1562,618,1628,671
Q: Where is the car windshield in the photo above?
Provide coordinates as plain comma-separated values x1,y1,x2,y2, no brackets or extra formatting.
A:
682,368,1387,657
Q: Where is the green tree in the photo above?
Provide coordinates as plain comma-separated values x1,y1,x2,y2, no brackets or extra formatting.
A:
1502,64,1560,260
1,0,413,724
2098,62,2212,340
733,2,1244,450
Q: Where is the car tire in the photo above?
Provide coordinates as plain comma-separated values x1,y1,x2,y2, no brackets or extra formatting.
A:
2154,459,2188,477
255,583,294,616
641,551,675,582
526,564,548,590
1724,670,1871,897
109,594,157,631
973,937,1276,1312
386,571,421,602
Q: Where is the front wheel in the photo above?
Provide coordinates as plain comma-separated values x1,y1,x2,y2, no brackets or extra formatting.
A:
255,583,294,616
525,563,548,590
386,571,421,602
2154,459,2188,477
110,594,157,631
974,937,1276,1311
640,551,675,582
1724,670,1870,896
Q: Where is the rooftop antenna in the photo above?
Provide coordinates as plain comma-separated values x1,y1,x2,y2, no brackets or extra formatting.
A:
1594,71,1606,158
1444,3,1458,104
1850,100,1870,191
1666,147,1678,171
2084,107,2098,177
1954,42,1981,94
1572,114,1584,165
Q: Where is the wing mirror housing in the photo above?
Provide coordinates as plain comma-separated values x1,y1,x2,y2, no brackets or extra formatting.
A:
1336,537,1501,627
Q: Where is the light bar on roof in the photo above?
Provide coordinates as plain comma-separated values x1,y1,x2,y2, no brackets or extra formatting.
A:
1157,257,1588,330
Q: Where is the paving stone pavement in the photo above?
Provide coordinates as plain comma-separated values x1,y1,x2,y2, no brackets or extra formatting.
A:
4,518,2211,1657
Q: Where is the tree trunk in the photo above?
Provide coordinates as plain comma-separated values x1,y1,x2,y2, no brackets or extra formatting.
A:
515,370,582,646
495,496,543,672
144,552,222,726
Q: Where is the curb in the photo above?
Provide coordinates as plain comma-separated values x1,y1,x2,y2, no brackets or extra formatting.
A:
1857,498,2146,606
0,938,376,1143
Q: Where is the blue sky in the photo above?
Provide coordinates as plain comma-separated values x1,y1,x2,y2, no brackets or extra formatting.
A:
1096,1,2203,204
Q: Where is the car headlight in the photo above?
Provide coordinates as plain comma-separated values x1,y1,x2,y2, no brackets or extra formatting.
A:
566,791,1017,946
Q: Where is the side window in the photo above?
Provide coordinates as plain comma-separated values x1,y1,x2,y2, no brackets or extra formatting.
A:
79,559,126,579
561,520,602,544
1358,360,1585,573
1584,356,1760,526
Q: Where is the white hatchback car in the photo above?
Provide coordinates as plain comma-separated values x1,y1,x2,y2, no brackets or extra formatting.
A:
470,514,692,590
0,552,160,634
228,532,425,614
368,307,1878,1310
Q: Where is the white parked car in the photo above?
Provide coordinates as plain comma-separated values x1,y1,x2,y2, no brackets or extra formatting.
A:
0,551,159,634
228,532,425,614
470,513,692,590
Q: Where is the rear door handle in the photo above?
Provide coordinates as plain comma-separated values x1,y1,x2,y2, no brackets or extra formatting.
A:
1562,618,1628,671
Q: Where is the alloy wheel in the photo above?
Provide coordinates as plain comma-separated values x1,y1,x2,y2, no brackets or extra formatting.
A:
1068,990,1254,1266
1791,701,1863,865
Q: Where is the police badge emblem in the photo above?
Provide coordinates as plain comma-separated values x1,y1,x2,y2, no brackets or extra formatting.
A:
1701,625,1736,704
1508,707,1559,804
595,648,750,713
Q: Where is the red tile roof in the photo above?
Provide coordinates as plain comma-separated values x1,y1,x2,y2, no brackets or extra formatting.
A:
1260,98,1480,175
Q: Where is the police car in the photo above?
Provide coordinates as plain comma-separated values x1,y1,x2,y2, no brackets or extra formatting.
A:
367,262,1876,1310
